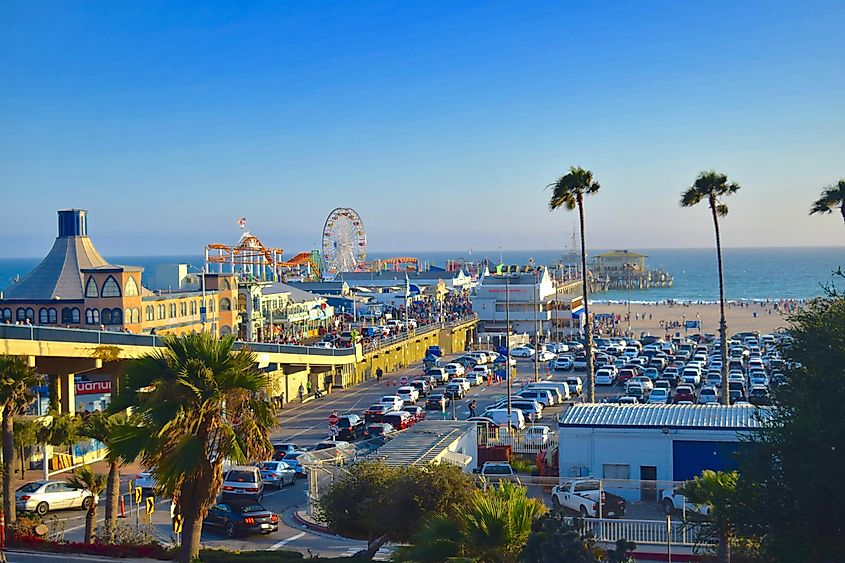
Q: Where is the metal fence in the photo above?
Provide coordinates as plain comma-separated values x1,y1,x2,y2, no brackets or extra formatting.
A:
477,425,558,454
361,314,478,354
575,517,714,547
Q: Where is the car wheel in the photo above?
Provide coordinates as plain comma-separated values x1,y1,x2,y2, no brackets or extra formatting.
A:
225,521,236,538
81,496,94,510
277,479,284,490
35,501,49,516
551,496,561,511
579,505,589,519
663,498,675,515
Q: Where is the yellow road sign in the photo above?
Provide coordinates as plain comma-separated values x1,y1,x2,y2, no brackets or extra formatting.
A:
173,514,183,534
145,496,155,515
134,487,142,504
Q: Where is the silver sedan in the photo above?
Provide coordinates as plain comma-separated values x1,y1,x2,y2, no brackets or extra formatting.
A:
258,461,296,489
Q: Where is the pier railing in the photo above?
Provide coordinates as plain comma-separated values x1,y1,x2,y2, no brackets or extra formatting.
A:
361,313,478,354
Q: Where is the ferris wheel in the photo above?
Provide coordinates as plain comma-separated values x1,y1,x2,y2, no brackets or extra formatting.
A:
322,207,367,274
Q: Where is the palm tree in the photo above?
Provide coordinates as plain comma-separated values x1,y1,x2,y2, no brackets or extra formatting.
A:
79,411,136,543
398,482,547,563
0,355,40,530
678,470,738,563
810,179,845,225
110,333,274,563
549,167,601,402
680,171,740,405
66,465,107,544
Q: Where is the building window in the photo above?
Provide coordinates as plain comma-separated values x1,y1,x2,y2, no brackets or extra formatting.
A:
125,276,140,296
190,301,197,315
169,303,177,318
158,304,166,319
1,308,12,321
208,299,215,313
61,307,73,323
102,309,113,324
25,308,34,322
146,305,154,321
86,308,100,325
39,309,49,324
71,308,80,323
111,308,123,325
180,302,187,317
16,309,26,322
220,298,231,311
102,276,121,297
85,277,99,298
132,308,140,323
602,464,630,480
220,325,231,335
48,308,57,323
126,308,133,323
221,278,230,291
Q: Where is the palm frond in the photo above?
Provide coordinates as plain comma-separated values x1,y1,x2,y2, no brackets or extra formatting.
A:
548,166,600,211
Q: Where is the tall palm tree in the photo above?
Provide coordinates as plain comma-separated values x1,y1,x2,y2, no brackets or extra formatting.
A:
110,333,274,563
0,355,40,530
79,411,136,543
810,179,845,225
678,470,738,563
549,167,601,402
66,465,107,544
681,171,740,405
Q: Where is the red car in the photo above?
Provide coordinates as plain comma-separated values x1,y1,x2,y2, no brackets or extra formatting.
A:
673,386,696,403
382,411,415,430
403,405,426,423
617,368,637,383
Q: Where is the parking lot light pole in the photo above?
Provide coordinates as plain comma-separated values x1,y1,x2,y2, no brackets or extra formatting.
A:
506,276,512,417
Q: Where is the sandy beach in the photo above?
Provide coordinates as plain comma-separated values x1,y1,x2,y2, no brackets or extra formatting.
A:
590,301,791,338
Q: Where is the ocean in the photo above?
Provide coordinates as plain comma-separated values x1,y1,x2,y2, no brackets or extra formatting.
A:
0,247,842,303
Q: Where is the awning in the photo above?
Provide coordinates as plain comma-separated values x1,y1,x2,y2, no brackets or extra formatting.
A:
438,450,473,468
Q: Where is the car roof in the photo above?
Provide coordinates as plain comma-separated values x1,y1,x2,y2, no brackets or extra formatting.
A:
219,498,267,509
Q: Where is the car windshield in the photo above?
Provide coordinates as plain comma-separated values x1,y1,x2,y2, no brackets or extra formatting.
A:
17,482,42,493
485,466,511,474
237,503,267,513
227,470,258,483
283,453,302,460
259,462,279,470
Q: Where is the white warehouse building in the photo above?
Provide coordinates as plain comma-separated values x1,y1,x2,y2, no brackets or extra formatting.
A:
558,404,770,501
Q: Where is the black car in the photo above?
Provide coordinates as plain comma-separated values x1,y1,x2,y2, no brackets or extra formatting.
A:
363,404,394,423
336,414,365,441
748,387,771,406
425,393,449,411
204,499,279,537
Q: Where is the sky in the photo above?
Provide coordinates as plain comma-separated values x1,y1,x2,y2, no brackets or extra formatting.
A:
1,1,844,258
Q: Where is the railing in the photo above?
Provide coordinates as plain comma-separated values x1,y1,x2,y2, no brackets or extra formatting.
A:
0,323,358,358
574,517,714,547
477,425,558,454
362,314,478,354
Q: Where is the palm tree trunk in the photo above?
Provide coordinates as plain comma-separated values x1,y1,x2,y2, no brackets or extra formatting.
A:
710,197,729,405
179,505,204,563
716,526,731,563
840,204,845,225
84,504,97,543
2,405,16,528
19,445,26,479
578,196,595,402
104,459,119,543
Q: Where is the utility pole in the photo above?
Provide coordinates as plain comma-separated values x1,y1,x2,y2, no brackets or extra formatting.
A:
506,276,512,417
533,269,540,383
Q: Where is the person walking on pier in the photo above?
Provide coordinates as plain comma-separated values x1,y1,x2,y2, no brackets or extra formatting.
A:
468,400,477,418
298,383,305,403
376,367,383,382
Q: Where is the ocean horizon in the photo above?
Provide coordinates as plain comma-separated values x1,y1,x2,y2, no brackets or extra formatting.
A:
1,246,842,303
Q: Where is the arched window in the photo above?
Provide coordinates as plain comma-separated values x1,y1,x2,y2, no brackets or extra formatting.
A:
102,308,113,324
25,308,34,322
85,277,99,298
146,306,154,321
220,298,231,311
126,308,133,323
39,309,49,324
220,325,231,335
86,308,100,324
221,278,230,291
180,302,187,317
132,308,140,323
16,309,26,322
111,308,122,325
61,307,73,323
71,308,80,324
237,294,247,311
125,276,139,296
190,301,197,315
169,303,177,318
158,304,166,319
102,276,121,298
1,308,11,321
48,308,57,323
208,299,215,313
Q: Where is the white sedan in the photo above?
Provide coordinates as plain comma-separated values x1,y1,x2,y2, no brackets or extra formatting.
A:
445,363,465,376
510,346,535,358
537,350,556,362
379,395,405,411
16,481,98,516
397,386,420,404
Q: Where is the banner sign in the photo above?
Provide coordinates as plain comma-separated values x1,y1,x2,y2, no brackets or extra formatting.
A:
75,380,112,395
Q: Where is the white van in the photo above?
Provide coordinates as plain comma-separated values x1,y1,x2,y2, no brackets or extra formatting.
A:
524,381,570,401
484,408,525,430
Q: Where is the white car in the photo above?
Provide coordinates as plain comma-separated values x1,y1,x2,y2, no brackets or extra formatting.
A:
553,356,573,371
472,365,489,380
16,481,98,516
517,389,554,406
510,346,535,358
647,388,669,404
313,341,333,349
445,363,465,376
467,370,485,386
595,368,616,385
397,386,420,404
681,370,701,387
134,470,157,493
537,350,556,362
466,352,489,364
697,386,720,404
523,425,551,447
451,377,471,392
379,395,404,411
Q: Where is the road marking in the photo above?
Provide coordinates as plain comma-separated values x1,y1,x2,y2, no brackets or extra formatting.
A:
269,531,306,550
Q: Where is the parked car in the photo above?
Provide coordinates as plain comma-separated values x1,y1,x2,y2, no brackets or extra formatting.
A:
452,378,471,392
222,466,264,501
595,368,616,385
647,388,670,404
444,382,465,399
445,363,465,376
564,377,583,396
403,405,427,422
15,481,98,516
517,389,555,406
363,422,396,439
396,386,420,405
409,379,431,397
336,414,366,441
661,488,710,516
749,385,771,406
426,368,449,384
379,395,405,411
271,443,301,461
364,403,395,423
523,425,552,447
425,392,449,411
483,408,525,430
473,462,519,482
537,350,556,362
510,346,535,358
204,499,279,537
469,366,488,384
134,471,157,494
674,385,696,403
258,461,296,489
281,451,307,477
697,386,720,405
382,410,415,430
553,356,573,371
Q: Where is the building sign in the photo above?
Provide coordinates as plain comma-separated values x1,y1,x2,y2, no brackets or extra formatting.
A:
76,380,112,395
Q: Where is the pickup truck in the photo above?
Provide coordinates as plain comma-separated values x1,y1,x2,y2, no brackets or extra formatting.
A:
550,479,627,518
660,488,710,517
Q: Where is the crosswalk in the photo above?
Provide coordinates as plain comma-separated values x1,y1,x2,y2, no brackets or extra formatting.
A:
341,545,393,560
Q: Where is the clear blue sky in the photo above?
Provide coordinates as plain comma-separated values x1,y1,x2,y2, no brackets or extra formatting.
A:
2,1,844,257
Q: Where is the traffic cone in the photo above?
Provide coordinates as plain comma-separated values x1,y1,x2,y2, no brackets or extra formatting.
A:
118,494,126,518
